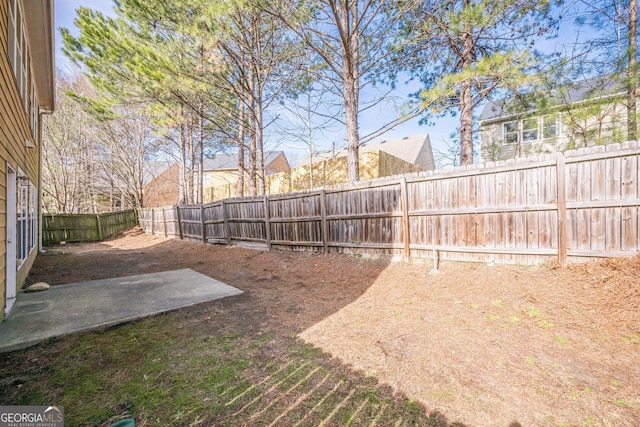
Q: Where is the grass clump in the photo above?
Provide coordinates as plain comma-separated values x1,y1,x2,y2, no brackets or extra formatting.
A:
0,311,447,426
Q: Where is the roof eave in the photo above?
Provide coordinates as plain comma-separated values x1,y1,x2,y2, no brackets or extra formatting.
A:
24,0,55,111
479,88,627,124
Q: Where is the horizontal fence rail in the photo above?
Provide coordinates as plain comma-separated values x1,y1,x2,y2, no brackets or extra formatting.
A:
43,209,139,245
139,142,640,265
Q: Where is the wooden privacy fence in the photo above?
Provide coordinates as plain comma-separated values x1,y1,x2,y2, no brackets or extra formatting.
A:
43,209,139,245
139,142,640,265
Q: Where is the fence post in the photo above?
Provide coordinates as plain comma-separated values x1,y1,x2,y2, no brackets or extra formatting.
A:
221,201,231,245
264,195,272,251
556,154,568,267
320,190,328,254
400,178,410,261
162,208,168,238
201,205,206,243
151,208,155,235
176,206,183,239
96,214,103,241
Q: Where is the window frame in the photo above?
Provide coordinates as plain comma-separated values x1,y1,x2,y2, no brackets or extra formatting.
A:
542,114,559,139
502,121,518,144
522,117,539,142
7,0,16,74
8,0,38,141
30,85,38,144
8,0,27,106
29,182,37,253
15,176,38,268
17,178,29,265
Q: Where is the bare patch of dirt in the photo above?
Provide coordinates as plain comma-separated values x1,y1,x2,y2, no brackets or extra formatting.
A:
12,228,640,425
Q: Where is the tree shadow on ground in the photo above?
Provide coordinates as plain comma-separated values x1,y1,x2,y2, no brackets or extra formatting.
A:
0,231,486,425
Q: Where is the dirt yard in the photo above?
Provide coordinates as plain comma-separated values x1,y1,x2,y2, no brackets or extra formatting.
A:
4,227,640,426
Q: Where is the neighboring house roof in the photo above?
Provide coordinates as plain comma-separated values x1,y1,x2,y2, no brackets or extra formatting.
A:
297,134,436,171
203,151,288,171
479,76,625,123
24,0,55,110
143,160,177,185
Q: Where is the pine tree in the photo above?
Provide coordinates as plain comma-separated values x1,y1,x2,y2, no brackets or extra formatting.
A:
400,0,559,165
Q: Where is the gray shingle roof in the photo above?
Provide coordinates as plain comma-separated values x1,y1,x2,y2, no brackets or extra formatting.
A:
143,160,176,185
203,151,286,171
479,76,625,122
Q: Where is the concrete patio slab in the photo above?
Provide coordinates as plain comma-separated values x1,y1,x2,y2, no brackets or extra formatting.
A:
0,269,242,353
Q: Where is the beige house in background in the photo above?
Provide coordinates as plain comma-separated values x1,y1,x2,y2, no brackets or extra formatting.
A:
298,134,436,173
479,77,630,162
293,134,435,188
203,152,290,201
203,151,290,188
204,134,436,203
1,0,55,319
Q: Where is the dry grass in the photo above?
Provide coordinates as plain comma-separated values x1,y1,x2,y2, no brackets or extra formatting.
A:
300,259,640,425
1,228,639,426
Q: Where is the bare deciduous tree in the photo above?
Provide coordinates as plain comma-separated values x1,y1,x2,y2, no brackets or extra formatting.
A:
268,0,421,182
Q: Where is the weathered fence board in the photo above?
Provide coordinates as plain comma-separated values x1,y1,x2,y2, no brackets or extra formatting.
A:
43,210,138,245
138,142,640,265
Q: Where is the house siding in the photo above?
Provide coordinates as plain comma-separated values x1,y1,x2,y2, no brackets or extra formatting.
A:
142,164,180,208
378,151,423,177
204,170,237,188
203,150,424,203
480,99,631,162
1,0,45,319
480,119,571,161
266,153,290,174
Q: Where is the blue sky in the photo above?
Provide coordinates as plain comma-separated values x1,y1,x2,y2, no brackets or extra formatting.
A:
54,1,584,166
55,0,114,71
54,0,459,164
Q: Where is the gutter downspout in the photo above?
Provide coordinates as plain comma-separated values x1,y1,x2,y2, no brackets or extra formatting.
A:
39,108,54,254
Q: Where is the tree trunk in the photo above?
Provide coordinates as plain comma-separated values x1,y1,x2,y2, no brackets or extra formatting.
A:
248,124,257,196
237,103,245,197
254,19,266,196
247,63,257,196
628,0,637,141
186,119,195,205
460,80,474,165
459,0,474,166
342,2,360,183
178,122,187,205
137,141,144,208
256,88,265,195
307,90,314,189
344,79,360,182
197,102,204,204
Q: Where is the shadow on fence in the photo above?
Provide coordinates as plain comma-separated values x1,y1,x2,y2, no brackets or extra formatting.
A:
139,142,640,266
43,210,139,245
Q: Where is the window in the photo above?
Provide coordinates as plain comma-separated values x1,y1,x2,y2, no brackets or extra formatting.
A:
8,0,38,142
17,179,29,264
16,177,38,267
8,0,28,108
543,115,558,138
522,118,538,141
503,121,518,144
20,27,28,112
7,0,16,72
29,183,37,251
30,86,38,144
502,117,545,144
